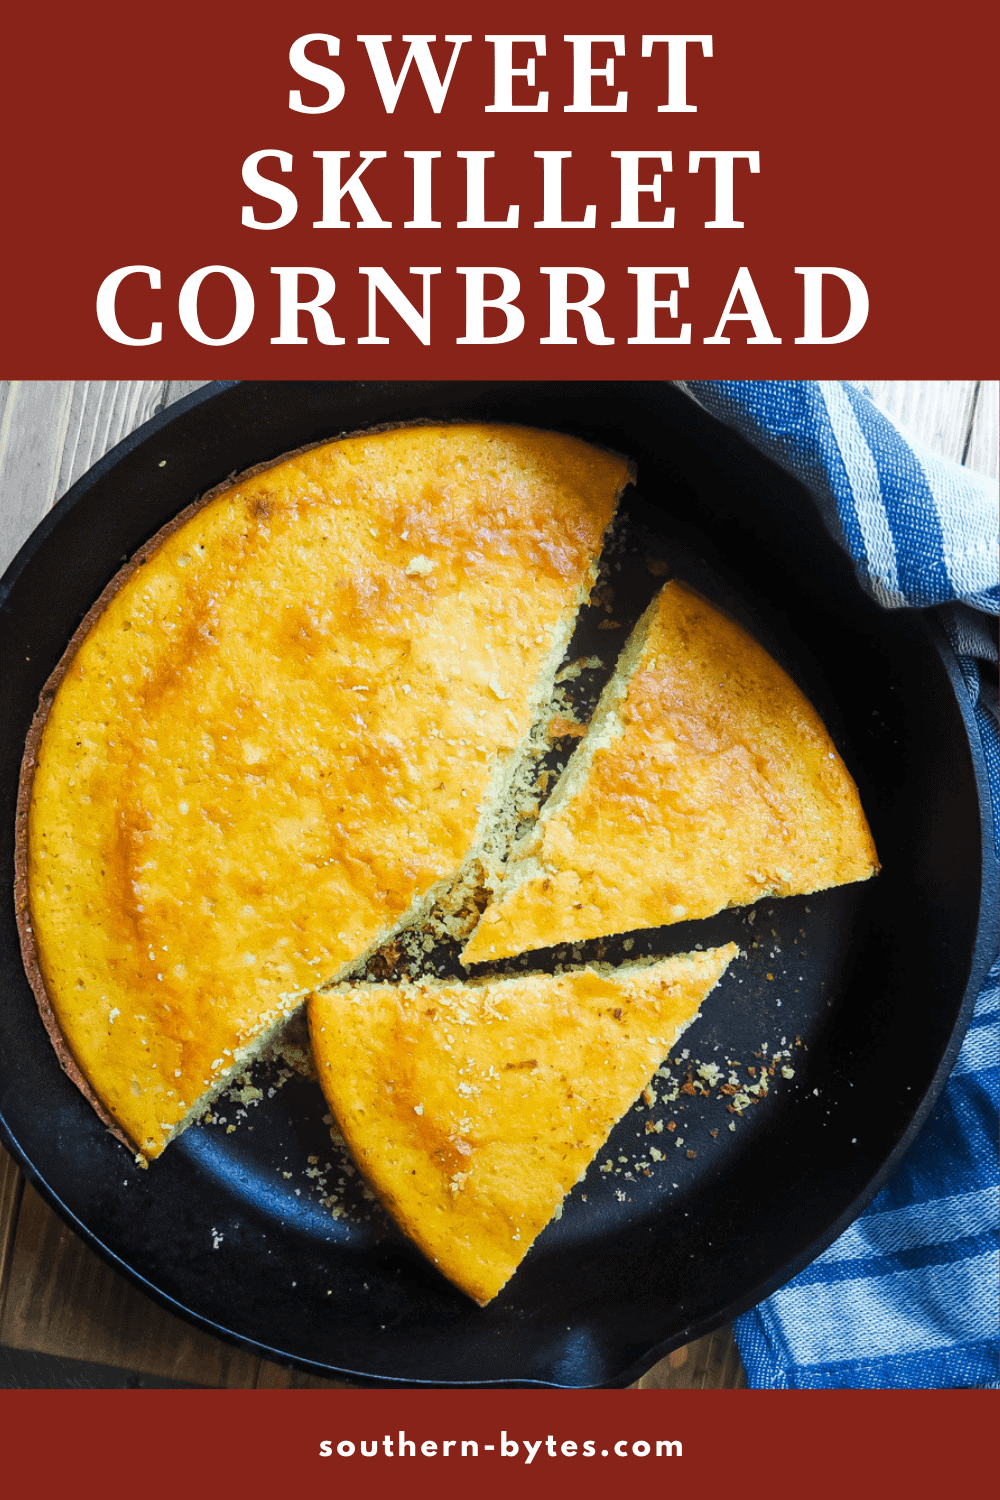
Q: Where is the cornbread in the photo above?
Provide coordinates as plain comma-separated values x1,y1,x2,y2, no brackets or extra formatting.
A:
309,944,737,1304
463,580,878,964
17,424,630,1159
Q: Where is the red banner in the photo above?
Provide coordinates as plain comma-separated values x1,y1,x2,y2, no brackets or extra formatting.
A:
3,0,996,374
1,1387,994,1495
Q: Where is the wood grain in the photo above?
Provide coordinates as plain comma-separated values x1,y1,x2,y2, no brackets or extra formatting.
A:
966,383,999,480
633,1327,748,1390
1,378,994,1390
865,378,977,463
0,1146,25,1333
864,379,999,479
0,1180,264,1387
0,380,210,570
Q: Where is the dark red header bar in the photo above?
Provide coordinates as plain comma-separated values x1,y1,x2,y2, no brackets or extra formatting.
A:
4,1,996,374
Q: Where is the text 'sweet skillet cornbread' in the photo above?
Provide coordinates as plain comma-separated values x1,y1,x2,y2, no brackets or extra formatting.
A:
309,946,737,1304
17,424,631,1159
463,579,878,964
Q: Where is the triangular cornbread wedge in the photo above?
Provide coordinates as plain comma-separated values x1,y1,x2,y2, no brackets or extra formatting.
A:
18,424,630,1158
309,944,737,1304
463,580,878,964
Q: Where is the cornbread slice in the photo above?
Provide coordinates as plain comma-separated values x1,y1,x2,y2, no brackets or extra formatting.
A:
309,944,737,1304
463,580,878,964
18,424,630,1159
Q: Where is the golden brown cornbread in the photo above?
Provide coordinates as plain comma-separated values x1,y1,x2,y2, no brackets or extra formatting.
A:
19,424,630,1158
463,580,878,964
309,944,737,1304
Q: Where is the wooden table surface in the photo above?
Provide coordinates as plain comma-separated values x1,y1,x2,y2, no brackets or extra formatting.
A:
1,379,996,1390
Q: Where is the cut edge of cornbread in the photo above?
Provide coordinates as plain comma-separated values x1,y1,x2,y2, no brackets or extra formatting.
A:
350,578,592,958
161,618,596,1153
461,577,879,966
460,592,659,967
309,944,738,1304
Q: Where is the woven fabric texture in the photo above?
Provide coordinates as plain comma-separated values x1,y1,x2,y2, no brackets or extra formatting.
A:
684,380,999,1390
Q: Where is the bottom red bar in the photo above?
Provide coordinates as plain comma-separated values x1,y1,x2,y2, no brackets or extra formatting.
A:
2,1388,992,1496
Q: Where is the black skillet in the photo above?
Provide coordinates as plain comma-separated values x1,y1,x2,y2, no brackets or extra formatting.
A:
1,382,995,1387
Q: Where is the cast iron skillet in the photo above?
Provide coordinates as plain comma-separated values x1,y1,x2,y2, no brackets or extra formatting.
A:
1,382,995,1387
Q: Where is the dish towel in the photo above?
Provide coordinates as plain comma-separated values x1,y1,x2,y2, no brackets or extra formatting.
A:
683,380,999,1389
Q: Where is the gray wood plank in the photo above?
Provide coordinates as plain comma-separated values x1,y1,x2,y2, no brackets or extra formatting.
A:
55,379,165,494
0,382,74,572
164,379,211,409
863,380,978,466
0,380,215,577
0,380,165,573
966,381,999,480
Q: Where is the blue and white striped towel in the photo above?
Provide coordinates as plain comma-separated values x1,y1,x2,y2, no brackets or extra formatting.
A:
684,380,999,1389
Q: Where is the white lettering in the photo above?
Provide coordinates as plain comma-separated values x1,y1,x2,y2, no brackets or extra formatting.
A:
689,150,759,228
96,266,161,345
241,150,297,230
457,153,518,228
288,35,345,113
313,152,391,228
270,268,344,345
642,35,712,111
534,153,595,228
612,152,674,228
628,267,690,343
358,266,440,344
540,267,614,344
795,267,869,343
704,266,780,343
486,36,548,112
358,35,470,113
178,266,254,346
564,35,627,112
456,267,523,343
404,152,441,227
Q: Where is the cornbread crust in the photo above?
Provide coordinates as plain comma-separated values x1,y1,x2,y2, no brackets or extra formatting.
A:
14,472,256,1155
17,424,631,1159
309,944,737,1305
463,579,879,964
